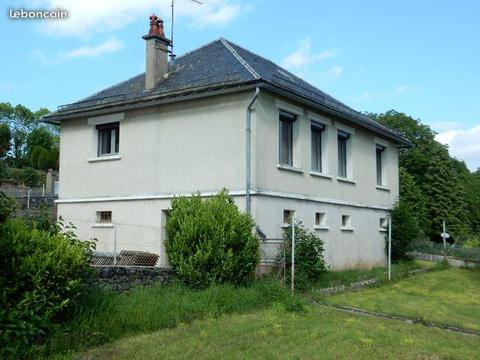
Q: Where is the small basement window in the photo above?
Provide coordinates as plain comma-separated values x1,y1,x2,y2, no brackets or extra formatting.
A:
380,218,388,230
97,122,119,156
341,215,352,228
315,212,326,227
283,209,295,226
96,211,112,224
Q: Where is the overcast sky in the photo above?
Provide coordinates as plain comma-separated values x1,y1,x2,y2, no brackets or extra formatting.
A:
1,0,479,170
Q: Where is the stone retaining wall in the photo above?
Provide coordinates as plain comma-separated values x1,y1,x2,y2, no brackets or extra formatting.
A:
409,251,480,268
93,266,174,292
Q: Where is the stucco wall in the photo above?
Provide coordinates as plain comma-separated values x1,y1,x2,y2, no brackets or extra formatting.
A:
59,92,251,199
252,92,399,208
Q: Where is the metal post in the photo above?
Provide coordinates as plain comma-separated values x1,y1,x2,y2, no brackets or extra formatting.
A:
388,216,392,281
291,215,295,295
113,224,117,266
27,189,31,209
442,220,446,257
42,184,45,197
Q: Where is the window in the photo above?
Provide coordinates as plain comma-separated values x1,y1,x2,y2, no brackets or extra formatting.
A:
279,111,296,166
311,122,325,172
341,215,351,228
283,209,295,225
96,211,112,224
376,144,385,185
315,212,326,227
97,122,119,156
380,217,388,230
337,130,349,178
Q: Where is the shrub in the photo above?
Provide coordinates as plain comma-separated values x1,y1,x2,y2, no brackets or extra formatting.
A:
0,220,94,359
280,221,326,291
0,191,16,223
388,200,420,260
165,190,260,289
20,167,41,187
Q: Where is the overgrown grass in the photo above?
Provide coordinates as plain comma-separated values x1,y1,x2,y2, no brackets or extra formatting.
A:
324,267,480,331
39,279,290,358
56,305,480,360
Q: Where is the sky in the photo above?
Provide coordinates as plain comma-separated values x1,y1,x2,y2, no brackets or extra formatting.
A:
1,0,479,170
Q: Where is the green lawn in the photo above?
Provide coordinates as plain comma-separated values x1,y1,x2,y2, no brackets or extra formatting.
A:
55,305,480,360
324,267,480,331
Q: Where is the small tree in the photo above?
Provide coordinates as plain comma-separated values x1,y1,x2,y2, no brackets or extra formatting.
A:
165,190,259,289
280,221,326,291
388,201,420,260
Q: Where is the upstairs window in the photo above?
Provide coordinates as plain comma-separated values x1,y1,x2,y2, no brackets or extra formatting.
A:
337,130,349,178
311,122,325,172
97,122,119,156
376,144,386,186
283,209,295,226
279,110,296,166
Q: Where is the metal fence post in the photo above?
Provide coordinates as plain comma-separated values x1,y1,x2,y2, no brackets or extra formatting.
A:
27,189,31,209
291,215,295,295
113,224,117,266
388,216,392,281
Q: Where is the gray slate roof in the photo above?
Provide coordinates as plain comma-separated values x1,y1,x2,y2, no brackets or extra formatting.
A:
45,38,409,144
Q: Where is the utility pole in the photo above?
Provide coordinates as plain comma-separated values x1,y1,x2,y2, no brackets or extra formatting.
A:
442,220,447,257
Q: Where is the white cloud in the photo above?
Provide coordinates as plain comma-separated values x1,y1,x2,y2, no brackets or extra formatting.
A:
33,38,123,64
59,38,123,60
351,84,413,103
435,124,480,171
31,0,244,39
430,121,463,133
282,38,336,70
395,84,409,93
322,65,343,79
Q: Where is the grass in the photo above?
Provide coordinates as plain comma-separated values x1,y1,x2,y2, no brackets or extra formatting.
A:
54,304,480,360
39,279,290,358
323,266,480,331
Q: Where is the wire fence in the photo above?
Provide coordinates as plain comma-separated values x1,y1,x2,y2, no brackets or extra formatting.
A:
61,218,164,267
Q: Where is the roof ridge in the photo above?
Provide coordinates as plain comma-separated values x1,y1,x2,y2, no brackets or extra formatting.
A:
220,38,261,80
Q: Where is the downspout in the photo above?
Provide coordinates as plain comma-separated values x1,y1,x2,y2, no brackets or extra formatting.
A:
246,87,260,215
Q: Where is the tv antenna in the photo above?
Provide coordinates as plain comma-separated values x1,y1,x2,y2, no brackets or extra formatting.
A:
170,0,203,64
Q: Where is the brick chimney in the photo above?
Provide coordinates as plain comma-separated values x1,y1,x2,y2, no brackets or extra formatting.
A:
142,14,171,90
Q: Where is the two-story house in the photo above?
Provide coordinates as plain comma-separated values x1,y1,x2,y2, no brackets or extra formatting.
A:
45,15,410,270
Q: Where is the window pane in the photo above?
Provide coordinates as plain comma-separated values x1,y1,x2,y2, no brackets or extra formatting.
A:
338,135,347,178
280,117,293,166
376,145,384,185
114,127,120,153
99,129,111,155
311,126,322,172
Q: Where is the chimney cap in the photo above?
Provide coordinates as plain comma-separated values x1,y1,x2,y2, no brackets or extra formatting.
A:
142,13,171,44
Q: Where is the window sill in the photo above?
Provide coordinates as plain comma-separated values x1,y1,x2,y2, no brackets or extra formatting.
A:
379,228,388,233
91,223,114,228
277,164,303,174
314,225,330,230
337,177,357,184
309,171,332,179
340,227,355,232
88,155,121,163
281,223,291,228
376,185,390,192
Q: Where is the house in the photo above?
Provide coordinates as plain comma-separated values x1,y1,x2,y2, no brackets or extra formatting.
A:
44,14,410,270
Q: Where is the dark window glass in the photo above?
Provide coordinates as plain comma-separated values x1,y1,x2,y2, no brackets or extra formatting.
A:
279,111,295,166
376,144,385,185
337,131,349,178
311,123,324,172
97,122,119,156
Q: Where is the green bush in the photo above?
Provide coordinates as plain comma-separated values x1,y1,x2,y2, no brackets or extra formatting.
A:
20,167,41,187
0,192,16,223
0,220,94,359
388,200,420,260
165,190,260,289
280,221,326,291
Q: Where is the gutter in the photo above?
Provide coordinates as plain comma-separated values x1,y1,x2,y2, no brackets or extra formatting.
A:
245,87,260,215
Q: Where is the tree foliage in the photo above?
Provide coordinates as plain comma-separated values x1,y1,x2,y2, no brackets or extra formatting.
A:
369,110,478,241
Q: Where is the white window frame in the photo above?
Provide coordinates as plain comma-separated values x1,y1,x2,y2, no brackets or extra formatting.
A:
314,212,329,230
374,138,389,189
341,214,354,231
335,123,355,182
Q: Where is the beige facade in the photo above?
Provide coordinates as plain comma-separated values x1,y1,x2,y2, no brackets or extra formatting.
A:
57,89,399,270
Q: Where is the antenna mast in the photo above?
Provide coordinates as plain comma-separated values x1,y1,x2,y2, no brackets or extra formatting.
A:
170,0,203,64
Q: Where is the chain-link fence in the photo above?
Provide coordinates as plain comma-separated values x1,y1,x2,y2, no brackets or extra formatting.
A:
61,218,164,267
